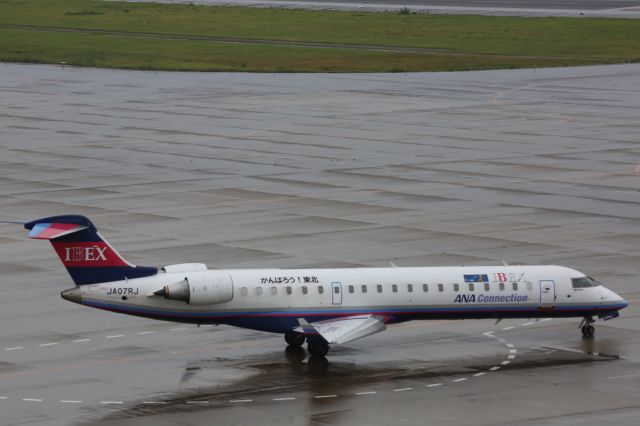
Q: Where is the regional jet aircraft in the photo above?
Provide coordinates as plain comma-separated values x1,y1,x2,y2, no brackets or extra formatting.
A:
24,215,627,356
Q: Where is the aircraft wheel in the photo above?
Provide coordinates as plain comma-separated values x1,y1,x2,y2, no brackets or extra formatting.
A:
284,331,306,347
581,325,595,337
307,342,329,357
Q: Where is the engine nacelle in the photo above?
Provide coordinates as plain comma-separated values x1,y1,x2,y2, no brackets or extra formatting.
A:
154,272,233,305
161,263,208,274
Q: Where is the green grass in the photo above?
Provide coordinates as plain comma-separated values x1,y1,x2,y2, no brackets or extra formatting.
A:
0,0,639,72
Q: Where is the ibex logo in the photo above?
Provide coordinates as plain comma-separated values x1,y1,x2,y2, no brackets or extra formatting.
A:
63,246,108,262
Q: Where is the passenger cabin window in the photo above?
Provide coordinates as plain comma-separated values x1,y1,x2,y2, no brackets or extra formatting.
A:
499,283,505,291
512,283,518,291
484,283,490,291
423,284,428,292
438,283,444,292
453,283,459,292
271,287,277,295
318,286,324,294
256,287,263,296
302,286,308,294
241,287,248,296
468,283,474,291
572,277,601,288
349,285,354,293
286,286,292,295
334,286,340,294
392,284,398,293
377,284,383,293
407,284,413,293
361,285,368,293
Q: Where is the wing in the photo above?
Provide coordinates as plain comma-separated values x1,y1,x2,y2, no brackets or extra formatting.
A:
296,315,386,344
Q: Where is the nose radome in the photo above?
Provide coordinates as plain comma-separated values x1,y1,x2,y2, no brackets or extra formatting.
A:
61,287,82,304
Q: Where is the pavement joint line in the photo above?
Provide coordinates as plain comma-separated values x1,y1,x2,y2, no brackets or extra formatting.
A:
452,378,467,383
393,387,413,392
273,397,296,401
315,394,338,398
355,391,377,395
230,399,253,403
4,346,24,351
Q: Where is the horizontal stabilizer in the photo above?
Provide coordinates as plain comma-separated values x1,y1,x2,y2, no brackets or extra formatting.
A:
296,315,386,345
28,222,88,240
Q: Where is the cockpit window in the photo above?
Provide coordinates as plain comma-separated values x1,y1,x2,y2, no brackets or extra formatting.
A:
572,276,601,288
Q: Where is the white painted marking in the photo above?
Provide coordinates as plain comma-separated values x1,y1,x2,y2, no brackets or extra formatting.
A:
522,322,534,326
73,339,91,343
393,388,413,392
170,327,187,331
541,318,552,322
105,335,124,339
607,373,640,379
230,399,253,403
39,342,58,347
506,343,515,348
142,401,167,405
186,401,209,404
22,398,43,402
508,355,516,359
501,327,515,331
138,331,154,335
482,331,495,336
489,366,501,371
509,349,517,353
426,383,443,387
501,360,511,365
355,391,377,395
0,396,7,399
497,338,508,344
473,372,487,377
273,397,296,401
452,378,467,383
60,400,83,404
592,352,600,356
5,346,24,351
315,394,338,398
100,401,124,405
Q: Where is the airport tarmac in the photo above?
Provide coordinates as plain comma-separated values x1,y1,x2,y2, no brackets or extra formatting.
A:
136,0,640,18
1,63,639,425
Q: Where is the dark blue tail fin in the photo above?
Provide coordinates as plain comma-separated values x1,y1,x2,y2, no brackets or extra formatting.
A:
24,215,157,285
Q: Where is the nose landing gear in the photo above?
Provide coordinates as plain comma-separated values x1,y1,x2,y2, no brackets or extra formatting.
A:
579,316,595,337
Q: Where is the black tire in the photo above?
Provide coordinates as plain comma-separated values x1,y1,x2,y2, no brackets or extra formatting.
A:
308,342,329,357
586,325,595,337
284,332,305,347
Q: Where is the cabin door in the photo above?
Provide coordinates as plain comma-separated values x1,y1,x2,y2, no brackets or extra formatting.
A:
539,280,556,308
331,282,342,305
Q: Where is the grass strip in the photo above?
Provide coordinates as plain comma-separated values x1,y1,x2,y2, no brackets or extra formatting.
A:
0,0,638,72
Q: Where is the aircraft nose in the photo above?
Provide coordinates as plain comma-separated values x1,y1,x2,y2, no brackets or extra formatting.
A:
61,287,82,304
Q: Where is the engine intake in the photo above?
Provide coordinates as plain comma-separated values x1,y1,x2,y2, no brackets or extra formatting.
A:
154,272,233,305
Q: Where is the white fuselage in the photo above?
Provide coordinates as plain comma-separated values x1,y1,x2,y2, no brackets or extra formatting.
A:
69,265,627,334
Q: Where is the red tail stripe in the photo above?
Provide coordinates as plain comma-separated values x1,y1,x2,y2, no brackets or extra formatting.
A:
52,241,129,267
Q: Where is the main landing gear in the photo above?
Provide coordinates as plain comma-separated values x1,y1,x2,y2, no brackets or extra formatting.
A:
284,332,330,356
284,331,306,347
579,316,595,338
